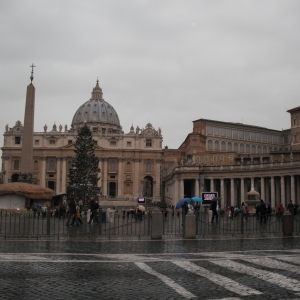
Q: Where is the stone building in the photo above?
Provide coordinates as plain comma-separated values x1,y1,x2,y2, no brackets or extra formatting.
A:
163,112,300,209
1,76,299,209
1,81,163,202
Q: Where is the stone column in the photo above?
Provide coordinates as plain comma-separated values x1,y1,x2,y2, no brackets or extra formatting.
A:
240,178,245,204
270,176,275,208
97,158,102,191
290,175,295,203
56,157,61,193
260,177,265,201
103,158,108,196
117,158,123,197
155,159,161,200
220,178,225,203
180,179,184,199
230,178,234,206
61,158,66,193
281,176,286,206
174,176,179,203
195,177,199,197
210,178,214,192
41,157,46,188
251,177,254,189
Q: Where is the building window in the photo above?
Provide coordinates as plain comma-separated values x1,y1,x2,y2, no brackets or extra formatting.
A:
15,137,21,144
34,160,39,170
94,140,97,145
213,155,217,162
127,142,132,147
13,159,19,170
240,144,244,152
263,146,267,153
110,141,117,146
228,142,232,151
214,127,219,136
49,140,56,145
252,145,256,153
239,130,244,139
220,128,226,137
246,144,250,153
233,130,238,138
257,146,262,153
146,162,151,172
110,161,116,171
268,135,272,143
226,129,232,138
93,127,98,132
207,126,213,135
49,160,55,170
245,131,250,140
146,139,152,147
193,139,197,146
234,143,238,152
208,140,213,149
221,141,226,151
68,140,72,145
214,140,220,150
35,140,39,145
204,156,208,162
220,155,224,161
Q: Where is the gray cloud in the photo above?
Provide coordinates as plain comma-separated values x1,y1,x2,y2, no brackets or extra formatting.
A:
1,0,299,153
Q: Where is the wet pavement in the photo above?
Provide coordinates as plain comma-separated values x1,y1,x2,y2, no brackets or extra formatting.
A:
0,236,300,299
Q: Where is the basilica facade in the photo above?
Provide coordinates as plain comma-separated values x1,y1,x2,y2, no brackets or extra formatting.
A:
1,78,300,209
1,81,163,202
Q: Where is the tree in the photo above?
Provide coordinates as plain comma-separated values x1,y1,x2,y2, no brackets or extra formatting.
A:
67,124,100,210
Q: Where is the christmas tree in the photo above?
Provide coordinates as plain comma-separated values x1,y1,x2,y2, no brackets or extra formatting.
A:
67,124,100,210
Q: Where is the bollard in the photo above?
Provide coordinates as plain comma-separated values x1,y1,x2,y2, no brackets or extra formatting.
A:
184,211,196,239
282,211,293,236
151,207,163,239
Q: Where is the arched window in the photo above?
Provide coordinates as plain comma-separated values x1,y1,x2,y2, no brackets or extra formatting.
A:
34,160,39,170
246,144,250,153
221,141,226,151
13,159,19,170
49,160,55,170
251,145,256,153
146,162,151,172
110,161,116,171
234,143,238,152
269,147,272,153
240,144,244,152
263,146,267,153
274,147,278,152
257,146,261,154
228,142,232,151
215,140,220,150
208,140,213,149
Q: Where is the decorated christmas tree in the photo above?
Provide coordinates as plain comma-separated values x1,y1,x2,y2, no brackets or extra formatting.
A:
67,124,100,210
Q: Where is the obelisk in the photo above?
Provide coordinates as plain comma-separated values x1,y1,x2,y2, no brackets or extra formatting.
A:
20,64,36,174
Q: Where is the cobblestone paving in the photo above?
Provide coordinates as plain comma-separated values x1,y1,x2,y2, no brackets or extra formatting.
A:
0,237,300,299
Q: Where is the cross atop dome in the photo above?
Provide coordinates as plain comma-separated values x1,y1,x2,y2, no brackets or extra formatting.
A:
92,79,103,99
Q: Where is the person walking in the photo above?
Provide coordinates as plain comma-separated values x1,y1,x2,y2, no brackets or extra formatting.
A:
88,197,99,224
74,204,83,225
241,202,249,222
287,200,294,214
210,200,218,223
259,200,267,224
277,203,284,221
65,199,79,226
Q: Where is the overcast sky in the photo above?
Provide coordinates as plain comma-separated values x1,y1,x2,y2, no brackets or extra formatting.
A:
1,0,299,153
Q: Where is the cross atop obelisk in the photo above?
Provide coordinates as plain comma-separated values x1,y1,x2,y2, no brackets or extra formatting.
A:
30,63,36,83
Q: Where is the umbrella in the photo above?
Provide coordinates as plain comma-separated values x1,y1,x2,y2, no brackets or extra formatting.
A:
138,205,146,212
191,197,203,202
35,203,42,207
175,198,191,209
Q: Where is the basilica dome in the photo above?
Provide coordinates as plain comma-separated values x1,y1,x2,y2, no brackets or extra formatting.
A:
71,81,120,129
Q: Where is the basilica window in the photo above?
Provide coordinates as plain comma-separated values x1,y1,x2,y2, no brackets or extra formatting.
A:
110,161,116,171
34,160,39,170
49,160,55,170
49,140,56,145
146,139,152,147
13,159,19,170
110,141,117,146
146,162,151,172
127,142,132,147
15,137,21,145
35,140,39,145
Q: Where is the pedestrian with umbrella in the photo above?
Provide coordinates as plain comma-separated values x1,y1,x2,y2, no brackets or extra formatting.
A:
210,198,219,223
